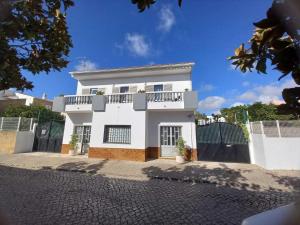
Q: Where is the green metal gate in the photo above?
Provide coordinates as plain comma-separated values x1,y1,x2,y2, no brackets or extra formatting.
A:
196,123,250,163
33,120,65,152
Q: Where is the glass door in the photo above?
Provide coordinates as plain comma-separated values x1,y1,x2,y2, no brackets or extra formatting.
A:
74,125,91,154
160,126,182,157
120,86,129,103
154,84,163,101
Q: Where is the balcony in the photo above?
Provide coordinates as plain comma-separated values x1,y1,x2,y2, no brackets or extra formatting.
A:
53,91,198,113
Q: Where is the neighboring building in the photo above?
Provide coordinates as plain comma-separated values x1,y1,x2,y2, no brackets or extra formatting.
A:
53,62,198,161
0,90,52,113
198,116,226,125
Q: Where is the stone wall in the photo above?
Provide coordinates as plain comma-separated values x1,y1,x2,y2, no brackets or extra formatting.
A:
0,131,17,154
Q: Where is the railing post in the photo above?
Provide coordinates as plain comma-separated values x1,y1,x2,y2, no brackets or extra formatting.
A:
276,120,281,137
17,117,21,131
30,118,33,132
0,117,3,130
260,121,264,135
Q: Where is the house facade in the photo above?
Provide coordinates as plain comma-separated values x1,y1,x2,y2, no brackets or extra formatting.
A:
53,63,198,161
0,90,53,113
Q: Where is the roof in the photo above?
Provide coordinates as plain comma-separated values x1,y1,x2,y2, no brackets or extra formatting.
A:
70,62,195,80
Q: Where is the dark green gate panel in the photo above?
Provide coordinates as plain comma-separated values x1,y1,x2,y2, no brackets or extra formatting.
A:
196,122,250,163
33,121,65,153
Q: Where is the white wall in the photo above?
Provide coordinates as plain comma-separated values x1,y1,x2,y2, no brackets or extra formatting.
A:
62,113,93,144
90,104,146,149
14,131,35,153
147,111,197,149
77,74,192,95
251,134,300,170
15,93,34,106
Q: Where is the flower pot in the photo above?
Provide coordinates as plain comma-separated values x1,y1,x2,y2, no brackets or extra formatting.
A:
176,155,185,163
184,148,192,161
69,149,77,156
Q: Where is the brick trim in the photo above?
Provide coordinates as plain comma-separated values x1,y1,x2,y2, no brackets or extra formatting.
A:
191,149,198,161
146,147,160,159
61,144,69,154
88,147,147,162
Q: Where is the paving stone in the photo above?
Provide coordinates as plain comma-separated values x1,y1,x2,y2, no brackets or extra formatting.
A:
0,166,297,225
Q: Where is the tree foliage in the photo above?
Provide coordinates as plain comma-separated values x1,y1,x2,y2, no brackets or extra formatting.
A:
220,102,296,123
0,0,74,91
1,105,64,123
229,0,300,111
132,0,182,12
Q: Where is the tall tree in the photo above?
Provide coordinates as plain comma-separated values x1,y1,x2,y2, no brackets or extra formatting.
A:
0,0,74,91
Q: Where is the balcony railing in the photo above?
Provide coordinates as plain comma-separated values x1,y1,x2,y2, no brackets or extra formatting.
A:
146,92,183,102
65,92,184,106
65,95,92,105
106,94,133,104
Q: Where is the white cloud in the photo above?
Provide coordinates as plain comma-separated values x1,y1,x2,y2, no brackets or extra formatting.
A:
198,96,226,111
238,79,297,104
200,84,215,92
75,59,97,72
231,102,246,107
157,5,175,33
238,91,257,102
122,33,150,57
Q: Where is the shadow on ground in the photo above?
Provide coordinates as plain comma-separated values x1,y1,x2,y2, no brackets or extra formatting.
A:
0,164,299,225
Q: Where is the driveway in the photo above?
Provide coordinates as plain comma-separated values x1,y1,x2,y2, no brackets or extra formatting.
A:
0,153,299,225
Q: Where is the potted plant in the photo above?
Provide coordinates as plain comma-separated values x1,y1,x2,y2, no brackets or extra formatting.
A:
176,137,185,163
96,90,104,95
69,134,78,156
138,89,145,93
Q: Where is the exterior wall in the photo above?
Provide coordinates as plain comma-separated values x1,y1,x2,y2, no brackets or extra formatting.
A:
0,131,17,154
0,131,34,154
0,99,26,113
32,98,53,109
14,131,35,153
90,104,146,149
89,147,147,162
147,111,197,150
62,113,93,144
77,74,192,95
15,93,34,105
251,134,300,170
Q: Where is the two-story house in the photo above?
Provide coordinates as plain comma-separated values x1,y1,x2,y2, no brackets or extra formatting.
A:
53,62,198,161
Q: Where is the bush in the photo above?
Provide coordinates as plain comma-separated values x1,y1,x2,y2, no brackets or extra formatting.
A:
176,137,185,156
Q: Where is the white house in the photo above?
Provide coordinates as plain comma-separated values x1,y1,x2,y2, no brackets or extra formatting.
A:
53,63,198,161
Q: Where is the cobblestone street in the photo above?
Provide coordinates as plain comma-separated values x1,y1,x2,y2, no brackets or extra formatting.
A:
0,165,297,225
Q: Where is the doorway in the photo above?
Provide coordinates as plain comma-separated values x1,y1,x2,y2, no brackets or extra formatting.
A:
74,125,91,154
160,126,181,157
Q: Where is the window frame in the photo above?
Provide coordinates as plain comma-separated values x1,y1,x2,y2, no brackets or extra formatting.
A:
103,125,131,144
90,88,98,95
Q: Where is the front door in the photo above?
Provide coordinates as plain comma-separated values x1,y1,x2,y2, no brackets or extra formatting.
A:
160,126,182,157
74,125,91,154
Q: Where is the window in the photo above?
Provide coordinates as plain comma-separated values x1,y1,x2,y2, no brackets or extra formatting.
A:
160,126,182,146
154,84,163,92
90,88,98,95
120,86,129,93
103,125,131,144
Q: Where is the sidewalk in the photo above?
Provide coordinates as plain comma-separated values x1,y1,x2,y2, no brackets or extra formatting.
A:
0,152,299,192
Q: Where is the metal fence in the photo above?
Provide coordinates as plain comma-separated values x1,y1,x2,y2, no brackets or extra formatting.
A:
0,117,36,132
250,120,300,137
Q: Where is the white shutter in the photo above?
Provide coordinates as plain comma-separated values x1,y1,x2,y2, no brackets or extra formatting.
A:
164,84,173,91
145,85,154,92
112,87,120,93
129,86,137,93
82,88,90,95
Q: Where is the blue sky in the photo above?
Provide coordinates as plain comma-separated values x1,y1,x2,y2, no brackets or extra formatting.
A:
23,0,296,114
